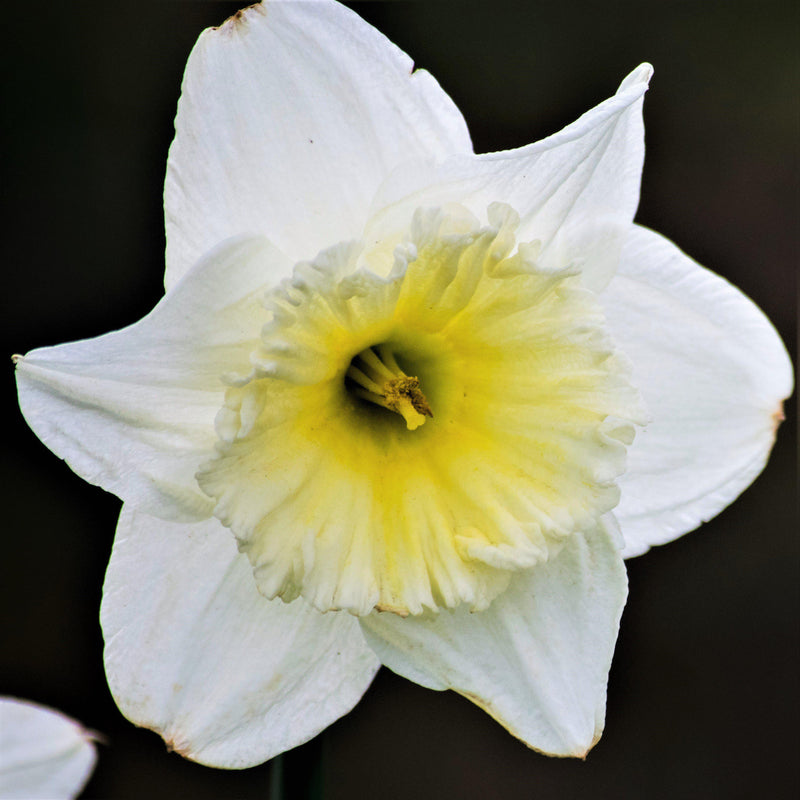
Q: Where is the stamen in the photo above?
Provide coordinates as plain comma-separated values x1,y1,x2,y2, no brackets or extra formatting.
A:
346,346,433,430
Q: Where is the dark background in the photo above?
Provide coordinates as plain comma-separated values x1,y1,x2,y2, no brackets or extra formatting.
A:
2,1,797,798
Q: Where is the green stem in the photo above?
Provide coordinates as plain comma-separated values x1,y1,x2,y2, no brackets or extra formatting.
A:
268,736,326,800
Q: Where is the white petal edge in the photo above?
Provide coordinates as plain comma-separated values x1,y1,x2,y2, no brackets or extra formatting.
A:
603,225,793,557
363,64,653,291
164,0,472,290
15,236,288,522
100,505,380,769
0,698,97,800
360,519,628,757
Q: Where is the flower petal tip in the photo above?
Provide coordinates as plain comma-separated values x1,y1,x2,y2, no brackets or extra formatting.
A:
771,401,786,438
618,63,654,93
214,1,264,34
80,726,108,747
164,732,193,759
511,713,603,761
569,736,601,762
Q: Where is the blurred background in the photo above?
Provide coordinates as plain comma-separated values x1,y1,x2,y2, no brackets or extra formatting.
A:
2,1,797,798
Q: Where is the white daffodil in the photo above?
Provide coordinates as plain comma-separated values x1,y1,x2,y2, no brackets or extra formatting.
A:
14,0,791,769
0,698,98,800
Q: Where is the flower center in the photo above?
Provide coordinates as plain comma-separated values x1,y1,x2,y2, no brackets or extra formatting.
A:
197,203,647,617
346,345,433,430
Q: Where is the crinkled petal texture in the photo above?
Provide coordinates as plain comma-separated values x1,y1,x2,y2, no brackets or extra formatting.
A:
0,698,97,800
164,0,472,289
603,226,794,556
15,236,290,521
363,64,652,293
198,204,645,617
100,506,379,769
361,518,627,757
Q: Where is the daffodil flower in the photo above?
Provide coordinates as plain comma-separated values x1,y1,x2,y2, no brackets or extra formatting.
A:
0,698,98,800
14,0,791,769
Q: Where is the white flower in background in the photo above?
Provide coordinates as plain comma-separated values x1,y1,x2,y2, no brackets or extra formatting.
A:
14,0,791,769
0,698,98,800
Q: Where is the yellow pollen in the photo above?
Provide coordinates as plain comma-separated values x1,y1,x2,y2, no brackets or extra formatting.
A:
346,345,433,430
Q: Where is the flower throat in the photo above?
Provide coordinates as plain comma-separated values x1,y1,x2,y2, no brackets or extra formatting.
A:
346,345,433,431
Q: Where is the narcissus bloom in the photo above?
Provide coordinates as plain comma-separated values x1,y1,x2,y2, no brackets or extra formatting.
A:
0,698,98,799
14,0,791,768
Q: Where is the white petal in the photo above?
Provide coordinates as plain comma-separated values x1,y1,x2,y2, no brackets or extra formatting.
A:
100,506,379,768
603,225,793,557
365,64,652,291
15,236,286,521
164,0,472,290
360,520,627,757
0,698,97,800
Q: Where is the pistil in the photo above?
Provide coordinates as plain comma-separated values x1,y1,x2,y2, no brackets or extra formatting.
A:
346,345,433,430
